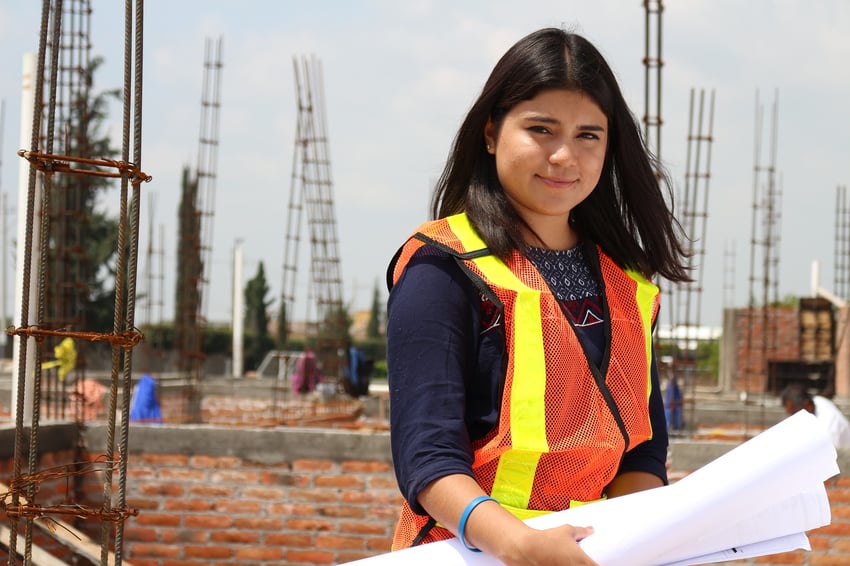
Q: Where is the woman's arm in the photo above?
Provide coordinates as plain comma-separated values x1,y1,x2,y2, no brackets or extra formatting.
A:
387,254,479,511
419,474,598,566
605,470,664,498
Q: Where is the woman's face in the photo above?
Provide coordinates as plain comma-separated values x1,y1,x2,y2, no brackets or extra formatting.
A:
484,88,607,247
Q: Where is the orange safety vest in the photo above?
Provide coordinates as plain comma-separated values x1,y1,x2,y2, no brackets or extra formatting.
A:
390,213,660,549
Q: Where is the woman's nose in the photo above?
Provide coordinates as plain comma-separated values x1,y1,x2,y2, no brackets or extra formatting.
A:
549,141,575,165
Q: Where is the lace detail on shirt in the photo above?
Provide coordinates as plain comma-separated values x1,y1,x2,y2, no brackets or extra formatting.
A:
526,245,602,302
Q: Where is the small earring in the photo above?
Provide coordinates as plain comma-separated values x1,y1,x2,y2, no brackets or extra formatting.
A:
486,143,492,152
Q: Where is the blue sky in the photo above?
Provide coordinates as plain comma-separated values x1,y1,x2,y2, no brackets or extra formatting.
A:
0,1,848,329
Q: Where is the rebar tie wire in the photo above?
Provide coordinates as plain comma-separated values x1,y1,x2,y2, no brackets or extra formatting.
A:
17,150,152,186
5,325,145,350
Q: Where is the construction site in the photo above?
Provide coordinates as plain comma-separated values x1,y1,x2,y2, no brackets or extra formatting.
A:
0,1,849,565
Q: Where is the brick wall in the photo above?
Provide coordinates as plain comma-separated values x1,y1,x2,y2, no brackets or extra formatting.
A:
0,446,89,564
3,424,849,566
106,456,850,566
732,306,800,392
110,453,401,565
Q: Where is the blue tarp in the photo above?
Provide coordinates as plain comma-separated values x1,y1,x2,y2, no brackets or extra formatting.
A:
130,373,163,423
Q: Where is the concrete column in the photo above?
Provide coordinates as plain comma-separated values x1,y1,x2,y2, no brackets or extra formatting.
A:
11,53,39,424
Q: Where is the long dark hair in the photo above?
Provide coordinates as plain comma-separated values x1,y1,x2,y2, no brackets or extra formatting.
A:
432,27,690,282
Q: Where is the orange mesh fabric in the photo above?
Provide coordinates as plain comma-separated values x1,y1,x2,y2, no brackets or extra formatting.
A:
390,213,658,549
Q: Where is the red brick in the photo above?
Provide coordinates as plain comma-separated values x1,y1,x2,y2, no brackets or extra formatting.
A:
269,502,316,516
189,455,241,469
138,454,190,467
209,530,261,544
159,468,207,482
184,514,233,529
232,517,283,530
293,459,336,472
369,506,402,520
319,505,366,518
265,532,312,546
367,476,399,490
183,545,233,559
241,486,286,500
234,546,284,561
343,490,402,505
813,521,850,536
134,513,182,527
260,470,293,485
342,461,392,474
210,469,260,484
163,499,214,512
126,497,161,511
316,534,365,550
126,467,157,480
138,482,185,497
131,543,182,558
831,536,850,552
285,518,335,531
162,528,207,544
811,555,850,566
753,550,805,564
213,499,262,514
286,549,335,564
289,488,340,503
123,526,158,542
187,484,234,498
367,537,393,552
315,474,366,489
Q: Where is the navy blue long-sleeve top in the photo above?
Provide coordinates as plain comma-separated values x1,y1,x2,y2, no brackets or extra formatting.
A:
387,245,669,515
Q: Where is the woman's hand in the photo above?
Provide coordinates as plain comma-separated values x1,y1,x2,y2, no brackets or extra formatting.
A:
496,523,598,566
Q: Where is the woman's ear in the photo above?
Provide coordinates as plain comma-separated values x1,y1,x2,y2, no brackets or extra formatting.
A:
484,118,497,154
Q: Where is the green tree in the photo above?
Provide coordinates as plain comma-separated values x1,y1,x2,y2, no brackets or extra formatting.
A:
245,262,272,336
367,280,383,339
244,262,274,368
173,166,201,357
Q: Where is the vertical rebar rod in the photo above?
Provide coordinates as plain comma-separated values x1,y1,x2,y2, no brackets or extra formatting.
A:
113,2,144,563
744,90,763,436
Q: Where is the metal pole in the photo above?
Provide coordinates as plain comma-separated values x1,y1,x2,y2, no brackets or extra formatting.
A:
232,239,244,378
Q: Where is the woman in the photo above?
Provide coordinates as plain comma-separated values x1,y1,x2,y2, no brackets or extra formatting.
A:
386,27,690,565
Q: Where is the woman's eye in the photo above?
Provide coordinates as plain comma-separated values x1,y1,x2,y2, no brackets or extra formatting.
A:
528,126,551,134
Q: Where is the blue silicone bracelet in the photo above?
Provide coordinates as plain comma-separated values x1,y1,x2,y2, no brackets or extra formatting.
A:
458,495,497,552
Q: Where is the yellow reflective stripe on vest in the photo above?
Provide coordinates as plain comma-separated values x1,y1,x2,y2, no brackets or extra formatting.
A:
626,268,658,403
447,215,549,509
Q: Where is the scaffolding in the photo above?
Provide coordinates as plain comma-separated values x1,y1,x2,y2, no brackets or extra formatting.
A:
642,0,664,163
671,88,716,433
642,0,678,339
742,89,781,434
281,55,347,389
835,185,850,301
723,242,736,310
173,36,222,423
140,191,165,369
36,0,94,422
7,0,149,564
